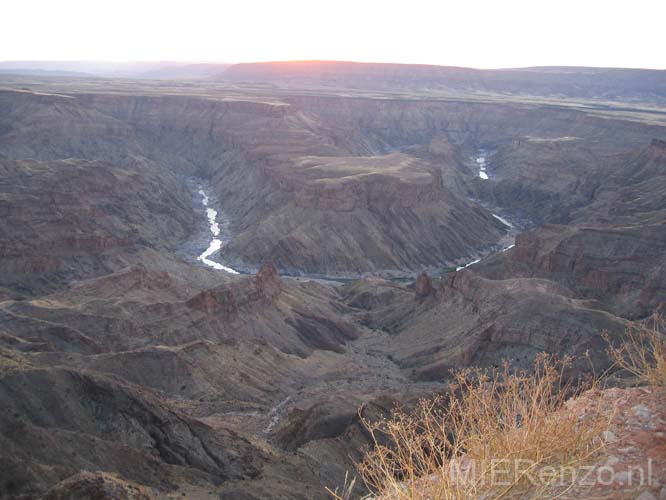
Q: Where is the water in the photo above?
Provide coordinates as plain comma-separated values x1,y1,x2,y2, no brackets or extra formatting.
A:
193,174,518,278
454,206,518,271
197,186,239,274
451,150,519,271
492,213,513,228
455,241,516,272
476,154,489,180
456,258,481,272
199,189,221,236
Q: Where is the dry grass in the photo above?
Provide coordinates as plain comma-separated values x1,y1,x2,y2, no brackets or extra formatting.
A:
325,472,358,500
348,354,608,500
606,313,666,387
328,318,666,500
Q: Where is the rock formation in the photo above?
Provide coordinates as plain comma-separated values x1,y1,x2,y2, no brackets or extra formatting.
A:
0,69,663,499
414,271,433,298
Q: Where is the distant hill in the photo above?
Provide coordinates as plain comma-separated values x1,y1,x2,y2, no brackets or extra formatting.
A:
0,68,92,77
0,61,231,79
134,62,232,79
221,60,666,104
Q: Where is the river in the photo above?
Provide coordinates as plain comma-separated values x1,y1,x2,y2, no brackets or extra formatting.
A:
192,168,523,279
453,152,521,271
196,186,239,274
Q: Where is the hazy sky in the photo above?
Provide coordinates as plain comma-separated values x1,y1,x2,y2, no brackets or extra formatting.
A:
2,0,664,69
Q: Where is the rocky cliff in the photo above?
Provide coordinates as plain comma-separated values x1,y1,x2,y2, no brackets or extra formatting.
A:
476,139,666,319
2,84,663,276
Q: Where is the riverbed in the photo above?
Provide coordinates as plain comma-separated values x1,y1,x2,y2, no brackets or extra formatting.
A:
195,183,239,274
187,172,526,281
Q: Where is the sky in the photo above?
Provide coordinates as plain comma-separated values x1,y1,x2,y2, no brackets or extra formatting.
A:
2,0,665,69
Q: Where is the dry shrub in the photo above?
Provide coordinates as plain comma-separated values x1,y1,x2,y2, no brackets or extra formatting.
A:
325,472,358,500
606,313,666,387
354,354,609,500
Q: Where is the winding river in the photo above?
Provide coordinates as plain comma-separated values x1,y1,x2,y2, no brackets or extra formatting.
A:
192,156,522,278
197,187,239,274
455,211,517,272
453,152,519,271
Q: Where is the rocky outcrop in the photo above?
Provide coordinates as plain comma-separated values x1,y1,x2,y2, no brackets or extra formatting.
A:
275,398,359,452
217,150,507,274
282,154,442,212
473,137,601,224
414,272,433,298
474,139,666,319
0,259,360,359
0,363,265,498
558,386,666,500
480,223,666,319
41,471,155,500
341,278,411,312
0,158,195,294
187,263,282,316
344,270,627,381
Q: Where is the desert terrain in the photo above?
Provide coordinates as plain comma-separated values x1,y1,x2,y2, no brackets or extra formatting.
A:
0,62,664,499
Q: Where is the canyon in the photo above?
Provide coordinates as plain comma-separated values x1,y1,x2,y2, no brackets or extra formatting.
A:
0,63,664,499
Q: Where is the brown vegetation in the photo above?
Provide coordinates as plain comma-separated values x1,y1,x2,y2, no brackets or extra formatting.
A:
347,355,607,500
346,318,666,500
606,314,666,387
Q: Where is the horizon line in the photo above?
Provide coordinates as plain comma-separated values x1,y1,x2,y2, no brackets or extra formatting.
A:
0,59,664,72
